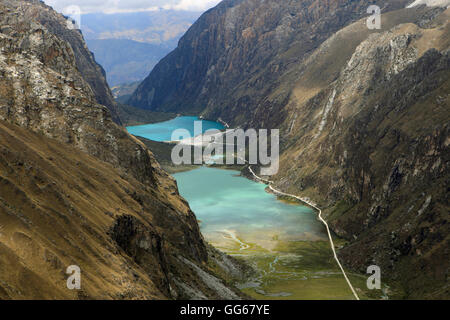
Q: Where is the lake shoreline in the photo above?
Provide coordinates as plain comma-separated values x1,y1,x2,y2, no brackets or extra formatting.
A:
126,116,225,142
172,167,379,300
127,117,399,300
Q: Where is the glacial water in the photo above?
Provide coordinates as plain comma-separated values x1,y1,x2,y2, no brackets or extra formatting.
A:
174,167,372,300
126,116,224,142
125,116,375,299
174,167,325,245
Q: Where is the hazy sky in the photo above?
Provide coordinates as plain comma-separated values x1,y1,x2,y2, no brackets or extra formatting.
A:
44,0,222,14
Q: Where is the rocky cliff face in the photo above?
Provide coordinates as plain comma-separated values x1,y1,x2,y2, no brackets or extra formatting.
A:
3,0,121,123
0,0,245,299
276,15,449,298
129,0,449,298
0,0,147,183
129,0,411,124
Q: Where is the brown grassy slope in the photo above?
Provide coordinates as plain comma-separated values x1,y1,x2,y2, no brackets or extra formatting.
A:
0,0,247,300
0,120,244,300
0,120,166,299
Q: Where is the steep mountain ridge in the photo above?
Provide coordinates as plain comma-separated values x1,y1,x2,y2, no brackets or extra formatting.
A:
129,0,411,124
0,0,245,299
275,14,449,298
129,0,449,298
12,0,122,123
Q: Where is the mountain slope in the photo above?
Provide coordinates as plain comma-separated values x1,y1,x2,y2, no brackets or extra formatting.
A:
128,0,449,298
0,0,245,300
0,120,179,299
275,16,449,298
0,118,247,300
19,0,122,123
129,0,411,122
78,10,201,86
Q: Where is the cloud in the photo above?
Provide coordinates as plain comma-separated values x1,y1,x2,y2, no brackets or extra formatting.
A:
43,0,222,14
164,0,221,11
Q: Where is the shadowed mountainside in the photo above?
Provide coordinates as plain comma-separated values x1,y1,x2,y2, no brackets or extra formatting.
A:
129,0,411,123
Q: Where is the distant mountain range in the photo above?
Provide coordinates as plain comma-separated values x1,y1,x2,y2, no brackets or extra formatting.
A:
80,10,202,44
80,10,202,86
86,39,169,86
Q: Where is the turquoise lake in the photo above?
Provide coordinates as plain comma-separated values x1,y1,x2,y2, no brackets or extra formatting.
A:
128,121,368,299
126,116,224,142
174,167,327,249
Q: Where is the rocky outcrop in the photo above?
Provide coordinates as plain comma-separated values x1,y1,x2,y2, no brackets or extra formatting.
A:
1,0,121,123
0,0,244,300
276,22,449,298
276,9,449,298
0,0,152,184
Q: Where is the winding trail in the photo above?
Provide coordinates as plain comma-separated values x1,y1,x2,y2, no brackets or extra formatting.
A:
217,118,230,128
248,166,361,300
201,128,360,300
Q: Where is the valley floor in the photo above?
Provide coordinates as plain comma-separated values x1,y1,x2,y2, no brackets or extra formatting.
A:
172,166,405,300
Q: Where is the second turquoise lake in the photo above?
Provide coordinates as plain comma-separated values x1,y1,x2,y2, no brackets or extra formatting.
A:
126,116,224,142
